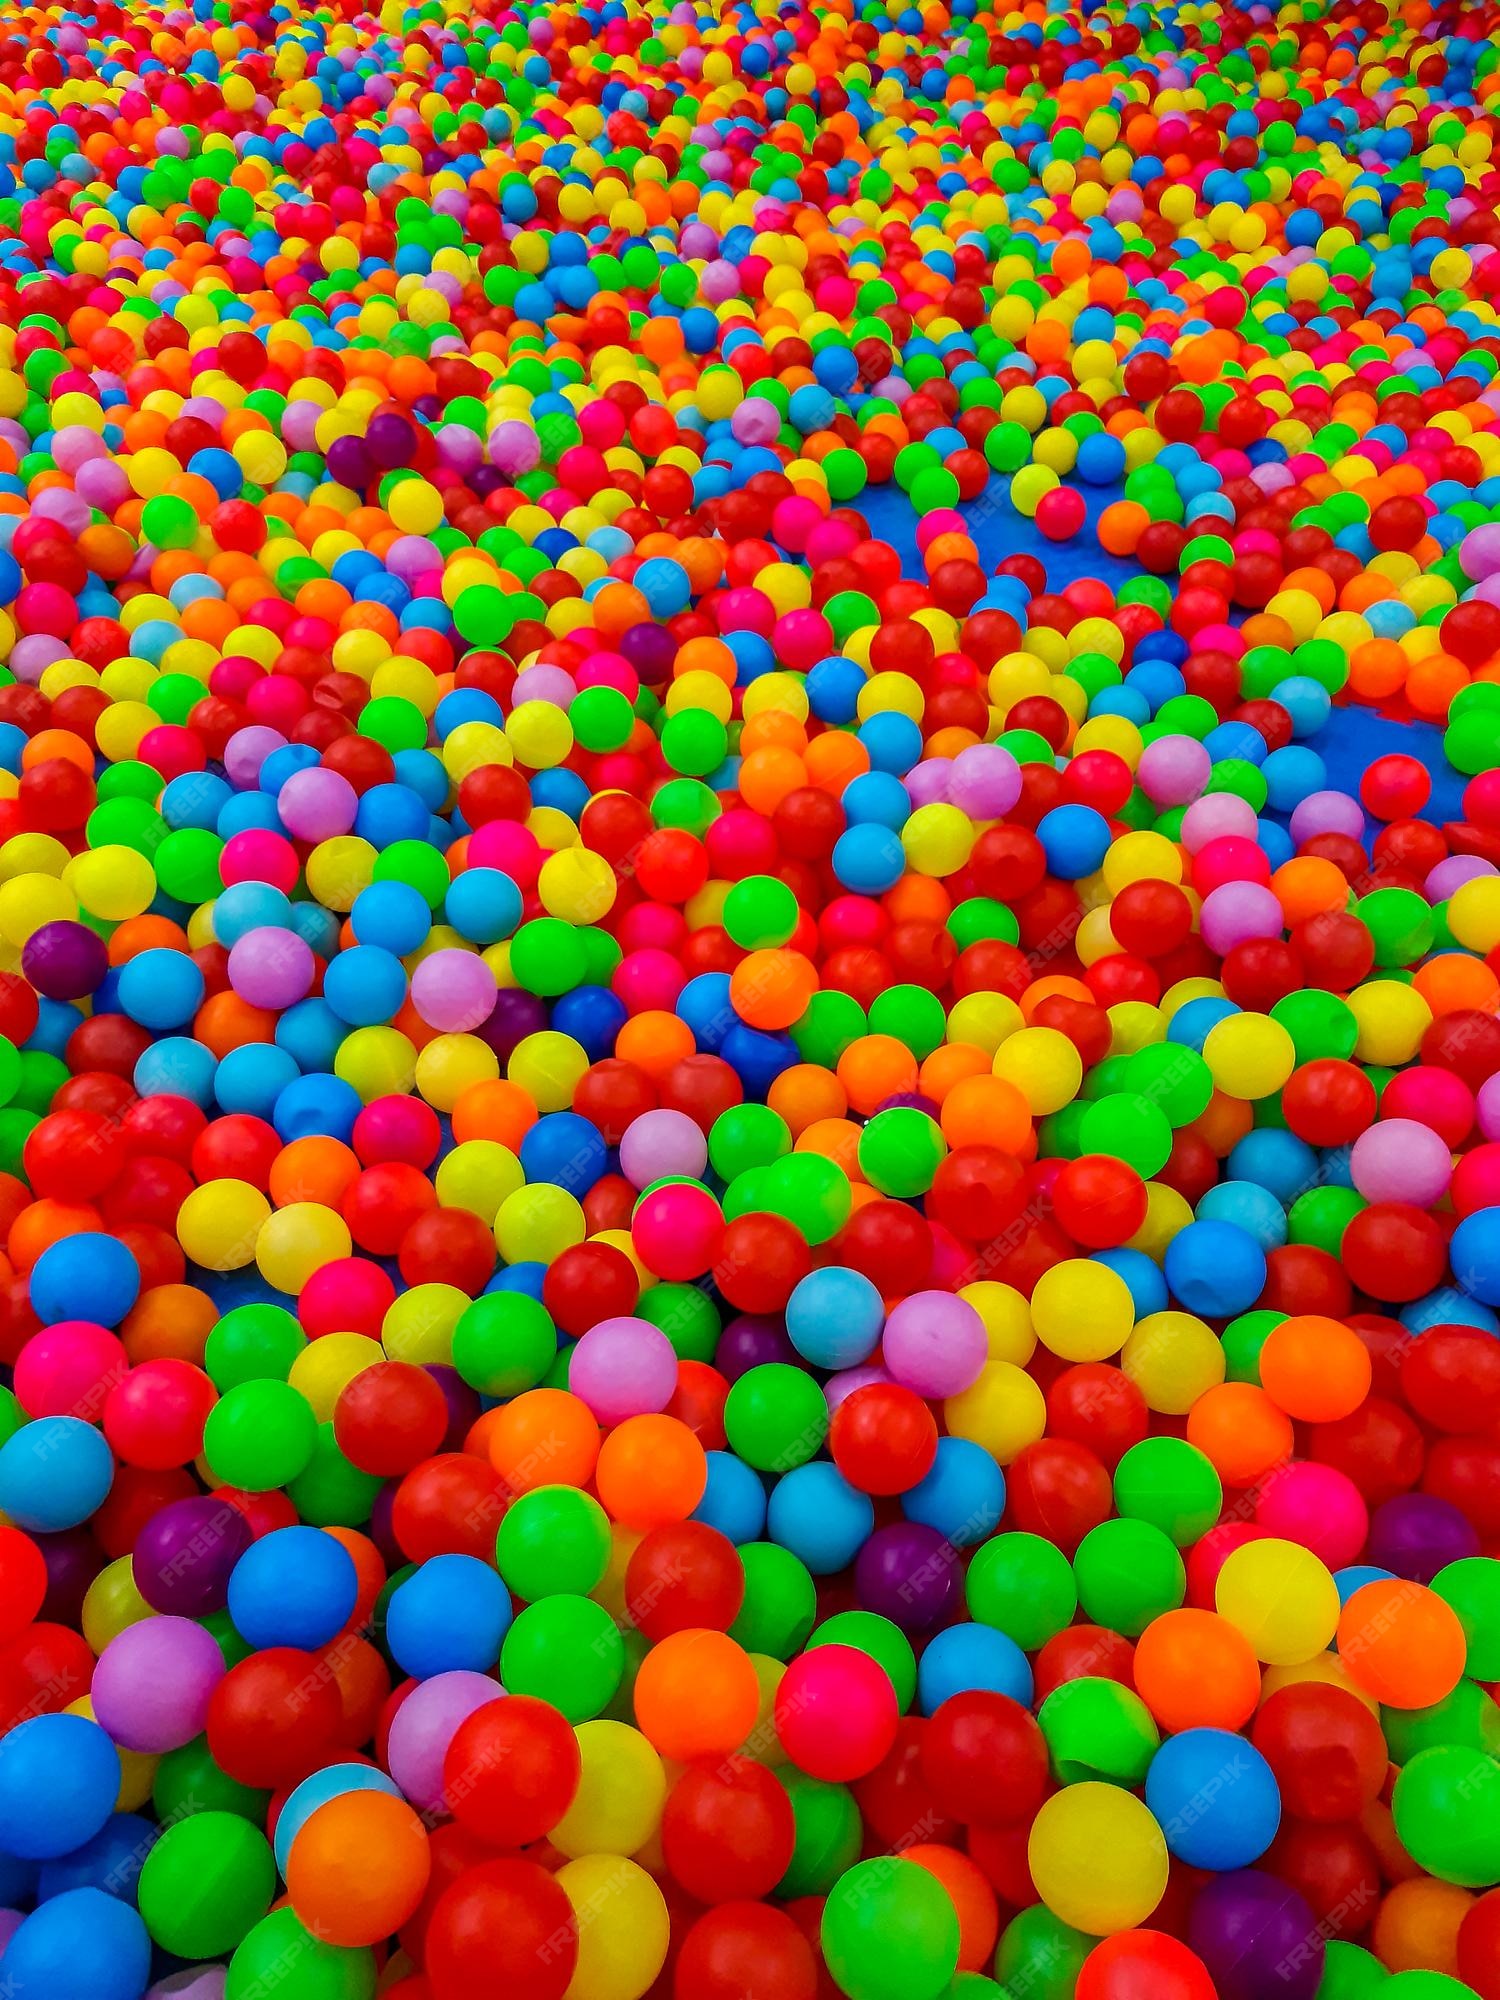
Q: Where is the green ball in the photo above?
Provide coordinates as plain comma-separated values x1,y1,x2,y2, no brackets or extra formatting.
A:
731,1543,817,1661
155,827,224,903
1073,1517,1186,1637
285,1424,382,1528
966,1533,1078,1651
709,1103,792,1182
757,1152,852,1244
636,1281,722,1363
1122,1043,1214,1127
821,1856,960,2000
358,694,427,754
509,916,587,995
154,1736,269,1825
1222,1309,1285,1385
778,1773,862,1897
791,990,867,1067
1391,1744,1500,1887
1433,1557,1500,1681
226,1909,375,2000
205,1303,307,1391
203,1379,317,1491
451,1292,556,1396
1270,989,1358,1064
723,1363,828,1472
496,1486,610,1599
1078,1091,1174,1176
138,1811,276,1959
1288,1184,1367,1254
807,1610,916,1713
723,874,799,949
1382,1979,1484,2000
857,1106,947,1198
867,984,947,1059
660,707,728,777
1113,1436,1223,1546
569,684,635,753
1312,1942,1390,2000
995,1905,1093,2000
500,1595,623,1721
1382,1679,1500,1766
1357,887,1435,969
1037,1676,1161,1787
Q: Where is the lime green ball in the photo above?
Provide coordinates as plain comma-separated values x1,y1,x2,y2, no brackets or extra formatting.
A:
138,1811,276,1959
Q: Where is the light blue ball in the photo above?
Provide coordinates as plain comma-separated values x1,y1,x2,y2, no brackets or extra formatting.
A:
767,1462,875,1574
785,1266,884,1371
918,1623,1033,1714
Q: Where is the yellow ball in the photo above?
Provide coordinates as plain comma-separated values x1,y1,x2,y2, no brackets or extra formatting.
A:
553,1853,670,2000
1202,1012,1296,1100
1447,876,1500,953
1121,1309,1226,1414
538,846,617,924
552,1721,666,1858
508,1031,589,1113
947,993,1024,1055
494,1182,585,1264
334,1026,417,1102
944,1359,1046,1464
1031,1258,1134,1362
958,1281,1036,1365
1215,1537,1340,1666
289,1333,383,1422
902,803,975,877
386,478,444,535
1028,1785,1169,1936
65,845,156,921
177,1179,271,1271
507,699,573,770
414,1033,499,1113
1346,979,1432,1067
255,1202,352,1296
81,1557,154,1654
992,1026,1082,1116
434,1140,524,1223
381,1283,468,1366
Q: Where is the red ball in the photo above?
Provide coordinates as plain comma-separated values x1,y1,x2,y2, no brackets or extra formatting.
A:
919,1690,1049,1827
661,1757,796,1904
442,1695,581,1847
624,1521,745,1640
672,1903,818,2000
1076,1932,1217,2000
1050,1155,1148,1249
712,1212,810,1314
424,1859,577,2000
1045,1364,1149,1469
206,1646,344,1786
1341,1202,1448,1303
1004,1439,1112,1554
1401,1326,1500,1433
828,1382,938,1496
1251,1684,1387,1822
333,1361,450,1477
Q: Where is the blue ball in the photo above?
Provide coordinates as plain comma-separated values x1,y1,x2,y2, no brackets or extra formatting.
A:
115,949,204,1031
1335,1563,1396,1606
833,823,906,895
1449,1208,1500,1305
1145,1728,1281,1870
0,1418,114,1533
1163,1218,1266,1317
350,879,432,955
1090,1247,1169,1320
0,1715,120,1860
1037,804,1112,880
36,1813,155,1904
228,1526,359,1651
767,1462,875,1574
385,1554,513,1678
692,1451,768,1546
445,867,523,945
918,1623,1033,1715
214,1043,300,1121
0,1888,150,2000
30,1233,139,1327
1195,1180,1288,1252
785,1266,884,1371
1226,1128,1317,1206
677,973,732,1052
134,1034,216,1108
519,1112,608,1196
323,944,408,1026
902,1437,1006,1548
272,1073,362,1146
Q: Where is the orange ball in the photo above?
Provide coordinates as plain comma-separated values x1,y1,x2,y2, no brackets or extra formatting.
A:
767,1063,847,1135
1185,1383,1294,1488
615,1011,696,1081
451,1077,541,1150
903,1844,999,1972
268,1136,361,1210
487,1387,600,1495
1132,1608,1262,1734
1336,1580,1467,1709
728,950,818,1032
633,1629,760,1763
285,1790,430,1947
940,1075,1035,1155
837,1035,919,1117
1259,1315,1372,1423
1372,1877,1473,1976
595,1413,706,1530
120,1283,218,1366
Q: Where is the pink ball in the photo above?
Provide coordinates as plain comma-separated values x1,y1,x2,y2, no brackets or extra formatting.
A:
386,1669,501,1814
825,1365,894,1411
1200,882,1285,956
276,768,358,842
1289,790,1365,845
631,1183,725,1283
1254,1463,1368,1572
1379,1066,1475,1147
949,744,1022,820
618,1108,708,1190
12,1321,125,1421
1192,835,1272,895
569,1315,679,1425
773,1644,899,1780
1136,736,1211,808
91,1615,227,1753
881,1291,987,1399
227,926,315,1011
1350,1118,1453,1207
1180,793,1258,852
410,949,499,1034
613,947,686,1014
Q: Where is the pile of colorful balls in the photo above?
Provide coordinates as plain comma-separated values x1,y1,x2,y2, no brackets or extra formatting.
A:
7,0,1500,1994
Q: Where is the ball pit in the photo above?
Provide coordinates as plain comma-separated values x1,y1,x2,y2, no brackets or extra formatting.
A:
2,0,1500,1994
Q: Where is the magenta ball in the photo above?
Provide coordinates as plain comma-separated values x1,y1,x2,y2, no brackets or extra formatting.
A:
881,1291,986,1399
1254,1462,1368,1572
227,926,314,1010
410,949,499,1033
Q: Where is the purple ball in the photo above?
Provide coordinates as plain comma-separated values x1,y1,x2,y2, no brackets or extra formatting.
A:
21,921,108,1001
131,1496,253,1616
1187,1870,1324,2000
715,1315,795,1381
854,1521,959,1634
36,1527,103,1627
476,988,548,1064
1365,1493,1480,1584
423,1364,481,1453
91,1616,227,1753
